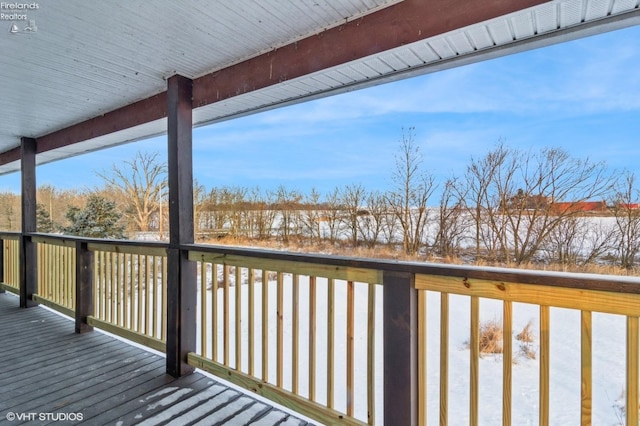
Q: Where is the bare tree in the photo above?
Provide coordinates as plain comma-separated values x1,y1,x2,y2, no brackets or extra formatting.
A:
464,145,613,265
385,127,436,256
358,191,387,249
246,187,277,240
543,215,616,266
274,185,302,243
456,142,510,260
321,187,342,245
611,172,640,269
340,183,367,247
434,178,472,257
300,188,323,243
97,151,167,232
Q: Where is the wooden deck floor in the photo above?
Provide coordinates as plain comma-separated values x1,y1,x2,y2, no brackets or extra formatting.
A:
0,293,312,426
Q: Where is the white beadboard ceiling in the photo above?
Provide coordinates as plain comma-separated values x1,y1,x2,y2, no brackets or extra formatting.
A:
0,0,639,174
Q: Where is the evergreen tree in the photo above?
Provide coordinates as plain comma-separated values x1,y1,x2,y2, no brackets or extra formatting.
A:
62,194,126,239
36,203,55,233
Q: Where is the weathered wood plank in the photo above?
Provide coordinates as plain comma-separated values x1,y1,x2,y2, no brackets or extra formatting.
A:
0,293,309,425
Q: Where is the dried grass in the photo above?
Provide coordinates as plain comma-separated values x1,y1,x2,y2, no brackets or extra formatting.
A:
516,320,535,343
479,320,504,355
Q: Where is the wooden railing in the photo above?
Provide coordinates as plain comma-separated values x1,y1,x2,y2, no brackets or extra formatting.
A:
416,272,640,426
88,241,168,352
188,248,381,425
33,236,76,316
0,233,20,293
3,232,640,425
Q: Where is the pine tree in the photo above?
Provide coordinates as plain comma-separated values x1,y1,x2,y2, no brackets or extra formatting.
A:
36,203,55,233
62,194,126,239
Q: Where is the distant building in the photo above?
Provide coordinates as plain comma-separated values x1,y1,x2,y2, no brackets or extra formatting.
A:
549,201,608,214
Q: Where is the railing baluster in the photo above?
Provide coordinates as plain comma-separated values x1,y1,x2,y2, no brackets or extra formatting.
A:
440,292,449,426
248,267,255,376
123,253,129,330
418,289,426,426
236,266,242,371
137,254,143,333
327,277,335,409
161,256,167,342
292,273,300,395
309,276,317,402
113,253,124,327
540,305,550,426
212,262,218,362
503,300,512,426
145,255,152,336
470,296,479,426
223,264,230,366
147,256,158,337
200,260,208,358
347,280,354,418
262,268,269,382
627,316,639,426
368,282,377,426
101,251,107,321
277,271,284,388
110,252,116,326
581,310,592,425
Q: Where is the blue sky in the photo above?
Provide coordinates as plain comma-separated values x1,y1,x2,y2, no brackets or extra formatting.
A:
2,24,639,197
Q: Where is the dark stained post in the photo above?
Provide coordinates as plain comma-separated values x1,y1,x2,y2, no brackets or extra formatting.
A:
0,235,4,293
75,241,94,333
166,74,196,377
20,137,38,308
383,270,418,425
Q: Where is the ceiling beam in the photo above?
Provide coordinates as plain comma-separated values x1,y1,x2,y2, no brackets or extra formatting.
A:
16,0,551,162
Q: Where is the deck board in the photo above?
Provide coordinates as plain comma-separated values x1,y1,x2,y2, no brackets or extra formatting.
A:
0,293,311,426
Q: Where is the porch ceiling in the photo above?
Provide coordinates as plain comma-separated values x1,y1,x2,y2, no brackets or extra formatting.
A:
0,0,638,174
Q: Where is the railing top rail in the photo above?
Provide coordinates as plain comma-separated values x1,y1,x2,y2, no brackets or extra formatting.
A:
0,231,21,240
184,243,640,294
27,233,169,251
13,232,640,295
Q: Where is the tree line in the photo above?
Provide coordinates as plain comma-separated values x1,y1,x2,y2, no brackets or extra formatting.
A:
1,129,639,271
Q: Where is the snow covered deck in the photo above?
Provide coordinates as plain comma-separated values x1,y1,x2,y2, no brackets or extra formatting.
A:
0,293,310,425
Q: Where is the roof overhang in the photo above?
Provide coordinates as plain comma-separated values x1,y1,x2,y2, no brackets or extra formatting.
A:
0,0,638,174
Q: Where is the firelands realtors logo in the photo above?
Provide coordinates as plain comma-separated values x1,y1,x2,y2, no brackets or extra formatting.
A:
1,2,39,34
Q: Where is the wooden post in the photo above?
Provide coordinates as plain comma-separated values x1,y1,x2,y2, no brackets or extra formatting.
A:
0,236,5,292
383,270,418,425
75,241,94,333
20,137,38,308
165,74,196,377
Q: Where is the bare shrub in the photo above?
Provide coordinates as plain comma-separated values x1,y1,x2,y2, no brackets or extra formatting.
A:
515,320,537,360
516,320,535,343
465,319,503,356
479,320,503,355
